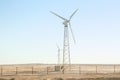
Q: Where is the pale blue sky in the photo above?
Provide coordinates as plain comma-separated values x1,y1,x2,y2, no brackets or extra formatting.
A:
0,0,120,64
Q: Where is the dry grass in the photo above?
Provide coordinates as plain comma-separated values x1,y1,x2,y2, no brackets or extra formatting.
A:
1,74,120,80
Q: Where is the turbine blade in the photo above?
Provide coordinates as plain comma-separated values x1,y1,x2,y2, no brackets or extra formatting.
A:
69,9,78,20
50,11,67,21
69,22,76,44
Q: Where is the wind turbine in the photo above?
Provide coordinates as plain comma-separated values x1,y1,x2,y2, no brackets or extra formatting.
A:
56,44,61,65
50,9,78,72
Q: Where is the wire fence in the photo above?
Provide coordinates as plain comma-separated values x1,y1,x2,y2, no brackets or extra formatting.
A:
0,64,120,76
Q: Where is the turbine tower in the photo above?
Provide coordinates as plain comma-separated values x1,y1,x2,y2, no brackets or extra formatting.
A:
56,44,61,65
50,9,78,71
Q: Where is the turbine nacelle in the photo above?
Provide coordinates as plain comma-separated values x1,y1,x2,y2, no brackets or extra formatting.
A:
63,20,69,27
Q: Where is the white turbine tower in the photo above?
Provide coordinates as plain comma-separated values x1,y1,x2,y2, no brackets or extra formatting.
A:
51,9,78,72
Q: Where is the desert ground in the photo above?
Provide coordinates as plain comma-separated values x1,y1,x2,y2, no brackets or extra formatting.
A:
1,74,120,80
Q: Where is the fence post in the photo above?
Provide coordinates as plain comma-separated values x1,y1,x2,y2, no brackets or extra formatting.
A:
32,66,34,74
62,66,64,74
16,67,18,75
1,66,2,76
47,67,48,74
114,65,115,73
79,65,81,75
96,65,97,74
